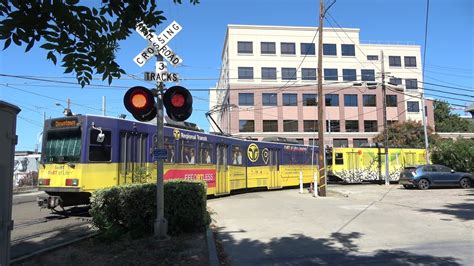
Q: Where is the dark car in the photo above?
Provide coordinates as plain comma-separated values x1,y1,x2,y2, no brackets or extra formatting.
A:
399,164,473,190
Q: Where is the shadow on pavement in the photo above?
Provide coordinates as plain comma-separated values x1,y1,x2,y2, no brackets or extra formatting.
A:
418,199,474,221
215,227,461,265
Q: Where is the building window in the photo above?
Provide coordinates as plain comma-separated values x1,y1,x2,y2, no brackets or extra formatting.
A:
325,94,339,106
345,120,359,132
303,93,317,106
326,120,340,132
239,120,254,132
344,94,358,107
263,120,278,132
281,42,296,55
353,138,368,147
363,95,376,107
301,43,315,55
389,78,402,85
283,120,298,132
341,44,355,56
238,41,253,54
282,67,297,80
238,67,253,79
262,67,277,80
283,93,297,106
324,68,338,80
405,79,418,90
238,93,254,106
404,56,417,67
309,138,318,145
389,56,401,67
364,120,378,132
304,120,318,132
295,138,304,144
343,69,357,81
302,68,317,80
361,69,375,81
323,43,337,55
262,93,277,106
333,139,349,147
261,42,276,54
386,95,397,107
367,55,378,61
407,101,420,112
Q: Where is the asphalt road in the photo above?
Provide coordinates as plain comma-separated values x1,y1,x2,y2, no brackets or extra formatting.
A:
208,185,474,265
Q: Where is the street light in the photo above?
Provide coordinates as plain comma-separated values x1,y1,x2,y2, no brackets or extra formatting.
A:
55,102,72,116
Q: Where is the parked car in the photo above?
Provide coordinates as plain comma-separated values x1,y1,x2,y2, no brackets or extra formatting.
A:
399,164,473,190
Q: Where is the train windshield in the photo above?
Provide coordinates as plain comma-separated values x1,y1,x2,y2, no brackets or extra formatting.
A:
44,128,82,163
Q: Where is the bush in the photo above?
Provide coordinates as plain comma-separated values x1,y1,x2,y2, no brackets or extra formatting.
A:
431,138,474,173
89,180,210,239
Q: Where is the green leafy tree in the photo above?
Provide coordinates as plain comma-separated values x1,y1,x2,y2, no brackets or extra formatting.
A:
373,120,439,148
434,100,474,132
431,138,474,173
0,0,198,87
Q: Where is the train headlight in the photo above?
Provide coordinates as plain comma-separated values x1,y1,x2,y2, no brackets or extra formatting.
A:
65,179,79,186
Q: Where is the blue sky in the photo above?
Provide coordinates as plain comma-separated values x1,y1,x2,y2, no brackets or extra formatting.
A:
0,0,472,151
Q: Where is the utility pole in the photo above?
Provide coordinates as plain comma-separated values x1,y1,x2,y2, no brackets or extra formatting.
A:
317,0,326,196
102,96,106,116
381,50,390,186
154,54,168,239
67,98,71,110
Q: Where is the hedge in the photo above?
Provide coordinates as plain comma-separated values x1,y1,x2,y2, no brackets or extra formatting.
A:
89,180,210,238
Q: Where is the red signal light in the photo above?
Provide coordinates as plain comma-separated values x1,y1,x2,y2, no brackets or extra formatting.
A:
124,86,157,122
131,93,148,109
163,86,193,122
171,93,185,108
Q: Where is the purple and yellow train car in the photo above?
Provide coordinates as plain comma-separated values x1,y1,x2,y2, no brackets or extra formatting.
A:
38,115,318,209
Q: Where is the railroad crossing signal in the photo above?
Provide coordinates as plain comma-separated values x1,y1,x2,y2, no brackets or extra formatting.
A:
123,86,157,122
163,86,193,122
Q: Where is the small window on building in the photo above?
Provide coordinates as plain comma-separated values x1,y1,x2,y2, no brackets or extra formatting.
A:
302,68,317,80
389,56,402,67
238,93,254,106
353,138,368,147
262,93,278,106
261,67,277,80
341,44,355,56
344,94,358,107
283,120,298,132
283,93,297,106
304,120,318,132
282,67,297,80
363,95,376,107
333,139,349,148
367,55,378,61
239,120,254,132
407,101,420,112
364,120,378,132
199,142,213,164
323,43,337,55
389,78,402,85
404,56,417,67
361,69,375,81
89,130,112,162
238,67,253,79
345,120,359,132
326,120,340,132
238,41,253,54
405,79,418,90
386,95,397,107
281,42,296,55
343,69,357,81
303,94,317,106
325,94,339,106
324,68,338,81
335,153,344,165
301,43,315,55
261,42,276,54
263,120,278,132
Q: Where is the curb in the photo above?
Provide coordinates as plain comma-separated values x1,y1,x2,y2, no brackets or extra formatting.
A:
206,227,220,266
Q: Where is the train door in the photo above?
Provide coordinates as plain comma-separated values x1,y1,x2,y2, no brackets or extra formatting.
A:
216,144,229,195
347,151,359,179
269,149,281,189
119,131,148,185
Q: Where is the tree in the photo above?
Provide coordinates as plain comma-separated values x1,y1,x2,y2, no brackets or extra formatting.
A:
433,100,474,132
431,138,474,173
373,120,439,148
0,0,198,87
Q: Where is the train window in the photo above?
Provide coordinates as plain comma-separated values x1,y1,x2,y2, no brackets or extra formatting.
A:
45,129,81,163
180,140,196,164
231,145,243,165
164,137,175,163
335,153,344,165
199,142,213,164
89,130,112,162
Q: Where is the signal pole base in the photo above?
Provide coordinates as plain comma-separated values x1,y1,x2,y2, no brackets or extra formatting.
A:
154,218,169,240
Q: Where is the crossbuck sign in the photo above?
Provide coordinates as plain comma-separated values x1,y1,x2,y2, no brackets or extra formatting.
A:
133,21,183,67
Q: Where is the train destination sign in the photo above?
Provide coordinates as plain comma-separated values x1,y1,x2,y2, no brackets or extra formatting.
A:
134,21,183,67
